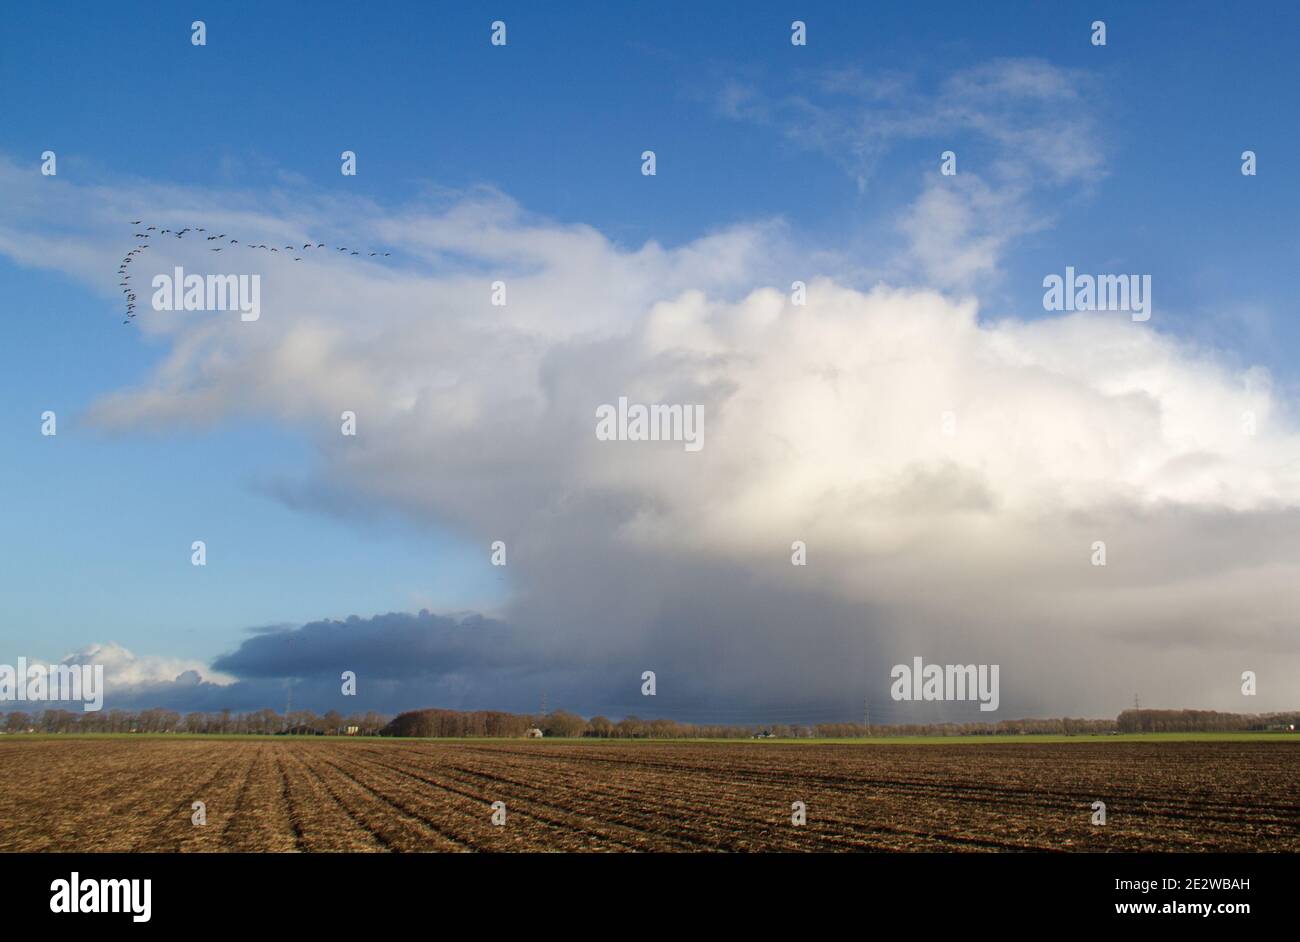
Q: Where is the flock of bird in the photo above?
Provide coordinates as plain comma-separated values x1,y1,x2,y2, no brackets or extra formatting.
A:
117,221,393,324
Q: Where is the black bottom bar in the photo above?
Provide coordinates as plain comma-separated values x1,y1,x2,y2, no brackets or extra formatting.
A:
3,852,1281,928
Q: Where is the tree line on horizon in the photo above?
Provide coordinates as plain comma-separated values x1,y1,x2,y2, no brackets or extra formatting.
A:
0,707,388,736
4,706,1297,737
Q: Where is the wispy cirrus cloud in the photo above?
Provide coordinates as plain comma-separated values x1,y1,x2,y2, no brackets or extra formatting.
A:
718,57,1107,290
720,57,1105,186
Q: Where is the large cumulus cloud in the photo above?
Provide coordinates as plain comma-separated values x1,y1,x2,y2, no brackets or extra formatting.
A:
58,211,1300,719
3,57,1299,721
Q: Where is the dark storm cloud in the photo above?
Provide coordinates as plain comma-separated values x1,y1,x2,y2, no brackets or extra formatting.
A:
212,610,520,680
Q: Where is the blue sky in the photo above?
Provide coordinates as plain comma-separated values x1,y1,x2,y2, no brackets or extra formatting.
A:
6,2,1299,302
2,2,1299,720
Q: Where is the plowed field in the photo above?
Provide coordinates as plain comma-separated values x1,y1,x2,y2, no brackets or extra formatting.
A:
2,738,1297,852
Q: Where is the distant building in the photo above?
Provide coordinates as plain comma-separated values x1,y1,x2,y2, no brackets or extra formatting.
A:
525,727,544,738
345,725,360,736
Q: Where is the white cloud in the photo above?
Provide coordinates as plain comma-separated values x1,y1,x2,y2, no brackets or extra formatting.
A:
3,643,237,710
60,642,236,688
1,96,1297,717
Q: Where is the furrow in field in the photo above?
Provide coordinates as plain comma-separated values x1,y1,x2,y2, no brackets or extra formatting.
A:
273,750,309,852
383,744,921,851
158,743,261,851
321,746,629,851
218,744,301,851
347,744,695,851
276,744,391,852
420,743,1300,852
562,750,1050,850
299,746,473,851
0,741,198,851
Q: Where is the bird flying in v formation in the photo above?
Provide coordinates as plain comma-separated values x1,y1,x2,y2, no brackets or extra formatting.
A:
115,220,394,324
